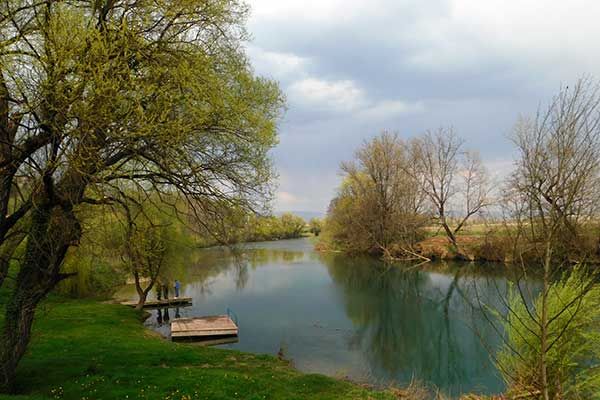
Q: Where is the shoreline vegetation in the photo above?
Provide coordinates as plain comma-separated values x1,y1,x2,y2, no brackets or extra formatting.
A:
55,211,312,299
316,223,600,265
316,94,600,268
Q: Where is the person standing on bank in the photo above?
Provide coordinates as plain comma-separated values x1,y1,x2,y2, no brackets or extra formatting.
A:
174,280,181,298
156,279,162,301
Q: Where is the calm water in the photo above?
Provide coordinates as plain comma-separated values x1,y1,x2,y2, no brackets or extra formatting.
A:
118,238,535,397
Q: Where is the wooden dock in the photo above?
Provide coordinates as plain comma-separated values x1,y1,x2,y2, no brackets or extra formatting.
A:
187,336,239,346
171,315,239,342
121,297,192,308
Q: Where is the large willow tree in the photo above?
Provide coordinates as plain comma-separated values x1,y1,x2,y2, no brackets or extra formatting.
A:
0,0,283,390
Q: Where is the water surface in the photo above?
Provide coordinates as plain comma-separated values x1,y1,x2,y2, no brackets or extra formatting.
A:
119,238,531,397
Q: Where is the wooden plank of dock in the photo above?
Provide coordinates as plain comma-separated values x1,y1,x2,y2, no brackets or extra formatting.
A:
121,297,192,308
171,315,238,341
187,336,239,346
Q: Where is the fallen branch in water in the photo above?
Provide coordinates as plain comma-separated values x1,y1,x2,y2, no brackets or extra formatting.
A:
380,245,431,263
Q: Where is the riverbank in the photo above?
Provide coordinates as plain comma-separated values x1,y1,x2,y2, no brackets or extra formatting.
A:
314,234,501,262
0,294,405,400
318,228,600,265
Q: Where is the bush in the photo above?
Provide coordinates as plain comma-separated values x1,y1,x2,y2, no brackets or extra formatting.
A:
497,266,600,398
473,232,512,262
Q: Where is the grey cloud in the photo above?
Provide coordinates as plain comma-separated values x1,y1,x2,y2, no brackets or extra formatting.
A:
246,0,600,212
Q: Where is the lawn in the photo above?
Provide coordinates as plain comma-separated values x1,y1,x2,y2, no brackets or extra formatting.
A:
0,293,397,400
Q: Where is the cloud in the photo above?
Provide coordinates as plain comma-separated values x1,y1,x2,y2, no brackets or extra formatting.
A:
286,77,424,121
249,0,373,22
287,78,366,112
246,46,309,80
245,0,600,212
275,191,302,208
274,169,340,213
358,100,425,120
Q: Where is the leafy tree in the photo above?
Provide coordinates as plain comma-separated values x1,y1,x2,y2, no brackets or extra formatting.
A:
497,267,600,399
0,0,283,390
120,202,183,309
325,133,427,256
278,213,306,238
308,218,322,236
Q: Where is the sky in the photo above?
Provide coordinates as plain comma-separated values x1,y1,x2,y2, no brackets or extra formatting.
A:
244,0,600,214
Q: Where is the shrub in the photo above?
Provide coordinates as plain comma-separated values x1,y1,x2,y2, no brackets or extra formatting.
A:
497,266,600,398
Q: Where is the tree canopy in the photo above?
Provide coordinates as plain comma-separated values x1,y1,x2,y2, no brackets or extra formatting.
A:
0,0,284,390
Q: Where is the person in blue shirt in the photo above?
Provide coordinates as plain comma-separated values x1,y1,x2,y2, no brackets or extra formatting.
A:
174,280,181,298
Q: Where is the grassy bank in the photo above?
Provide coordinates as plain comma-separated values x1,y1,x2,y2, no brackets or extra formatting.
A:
0,294,400,400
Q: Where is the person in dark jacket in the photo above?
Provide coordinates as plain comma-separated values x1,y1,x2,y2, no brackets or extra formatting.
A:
156,280,162,301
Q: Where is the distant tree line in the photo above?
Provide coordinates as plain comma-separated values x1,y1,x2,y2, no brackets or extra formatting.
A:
242,213,307,242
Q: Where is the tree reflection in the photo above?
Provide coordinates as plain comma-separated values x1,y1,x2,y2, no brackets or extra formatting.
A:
183,246,308,292
322,254,507,395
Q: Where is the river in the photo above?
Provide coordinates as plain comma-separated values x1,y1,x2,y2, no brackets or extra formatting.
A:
117,237,538,397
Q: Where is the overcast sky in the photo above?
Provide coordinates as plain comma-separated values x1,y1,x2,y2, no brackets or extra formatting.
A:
244,0,600,214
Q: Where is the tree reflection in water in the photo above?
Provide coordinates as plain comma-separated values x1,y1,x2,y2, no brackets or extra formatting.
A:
322,254,518,395
120,238,538,396
189,246,308,292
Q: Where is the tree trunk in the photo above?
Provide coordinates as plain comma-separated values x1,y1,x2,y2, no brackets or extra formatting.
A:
0,227,27,289
441,219,458,248
135,291,148,310
0,203,79,392
133,271,157,311
0,271,52,392
539,240,552,400
134,272,149,310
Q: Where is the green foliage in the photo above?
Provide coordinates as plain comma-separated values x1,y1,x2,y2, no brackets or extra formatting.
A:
1,0,284,388
56,206,307,298
57,256,124,299
193,209,308,245
321,176,376,253
244,213,306,242
56,211,127,298
278,213,307,238
308,218,323,236
124,206,182,284
497,266,600,398
0,0,284,289
56,201,195,298
322,133,428,255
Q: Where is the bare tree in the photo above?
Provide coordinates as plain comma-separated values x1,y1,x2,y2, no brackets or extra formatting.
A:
456,150,491,234
411,128,491,249
488,78,600,400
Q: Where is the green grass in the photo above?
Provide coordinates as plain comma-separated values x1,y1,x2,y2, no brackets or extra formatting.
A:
0,292,395,400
